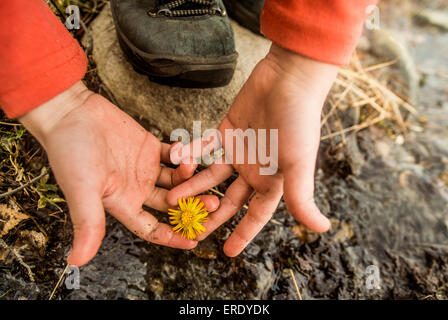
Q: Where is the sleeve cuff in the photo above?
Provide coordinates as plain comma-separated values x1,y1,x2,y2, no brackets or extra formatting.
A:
0,0,88,119
1,43,87,119
260,0,378,66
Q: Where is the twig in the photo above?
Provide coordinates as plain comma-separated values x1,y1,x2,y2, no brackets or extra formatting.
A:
363,59,397,72
289,268,302,300
320,114,386,141
334,77,389,117
209,188,249,210
321,84,352,128
49,264,69,300
0,170,48,200
0,288,12,299
415,243,448,250
0,121,22,126
340,68,418,115
209,187,224,197
0,239,35,282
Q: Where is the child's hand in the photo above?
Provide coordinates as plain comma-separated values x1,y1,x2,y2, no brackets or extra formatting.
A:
168,44,338,257
19,81,219,266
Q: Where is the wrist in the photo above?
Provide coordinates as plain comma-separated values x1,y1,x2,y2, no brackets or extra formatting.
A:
18,81,92,147
265,43,339,94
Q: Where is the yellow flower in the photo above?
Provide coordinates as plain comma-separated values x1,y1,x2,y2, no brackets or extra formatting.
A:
168,197,208,240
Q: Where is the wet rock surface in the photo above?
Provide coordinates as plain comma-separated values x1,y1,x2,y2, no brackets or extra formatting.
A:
1,1,448,300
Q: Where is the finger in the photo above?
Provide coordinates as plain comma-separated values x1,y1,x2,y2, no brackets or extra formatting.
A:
196,176,253,240
160,142,175,164
169,134,222,165
283,163,330,232
144,187,219,213
66,191,106,267
115,208,198,249
156,162,197,189
167,163,233,206
223,191,282,257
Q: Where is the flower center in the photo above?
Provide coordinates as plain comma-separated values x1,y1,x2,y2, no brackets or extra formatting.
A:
181,210,194,226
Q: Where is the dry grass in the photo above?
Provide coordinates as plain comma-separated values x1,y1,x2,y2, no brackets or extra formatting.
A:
321,52,418,144
48,0,109,28
0,119,65,214
289,268,303,300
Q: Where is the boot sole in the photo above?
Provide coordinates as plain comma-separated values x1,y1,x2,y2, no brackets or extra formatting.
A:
114,19,238,88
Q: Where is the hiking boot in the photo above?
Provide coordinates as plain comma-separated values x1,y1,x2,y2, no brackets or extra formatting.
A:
110,0,237,88
223,0,264,35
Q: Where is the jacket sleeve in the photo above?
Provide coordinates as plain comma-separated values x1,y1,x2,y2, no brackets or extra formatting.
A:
0,0,87,118
261,0,379,65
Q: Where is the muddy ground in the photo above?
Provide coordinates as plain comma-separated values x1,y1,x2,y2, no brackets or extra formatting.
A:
0,0,447,300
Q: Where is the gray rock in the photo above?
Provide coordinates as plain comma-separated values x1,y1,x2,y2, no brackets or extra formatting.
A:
0,273,41,300
415,9,448,31
368,28,420,104
83,3,271,136
65,220,148,300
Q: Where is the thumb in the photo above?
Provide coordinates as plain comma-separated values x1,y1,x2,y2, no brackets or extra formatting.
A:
283,164,330,233
66,191,106,266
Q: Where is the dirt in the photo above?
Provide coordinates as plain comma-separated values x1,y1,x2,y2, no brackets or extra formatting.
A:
1,0,447,300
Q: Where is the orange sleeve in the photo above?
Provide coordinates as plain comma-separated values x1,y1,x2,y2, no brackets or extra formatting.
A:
261,0,379,66
0,0,87,119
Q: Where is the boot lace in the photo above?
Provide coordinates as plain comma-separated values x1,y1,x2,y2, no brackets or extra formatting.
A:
148,0,226,17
